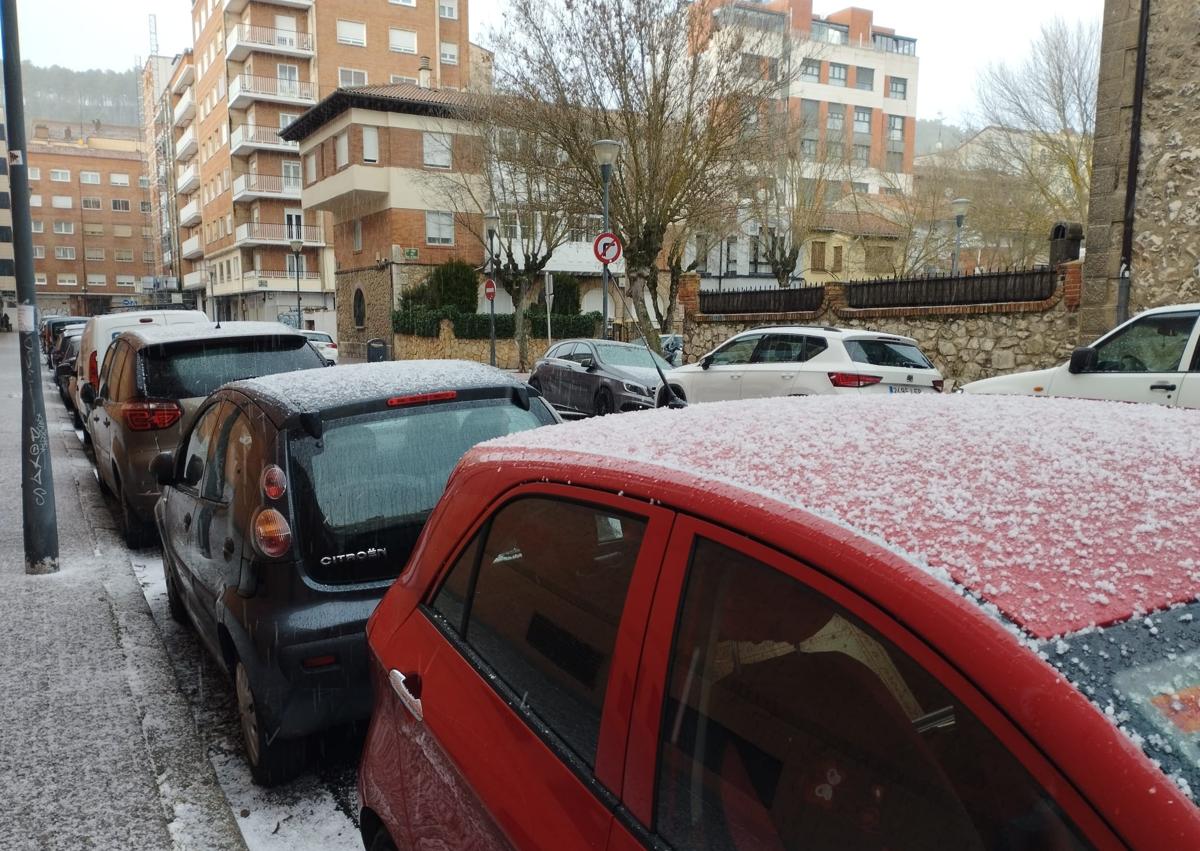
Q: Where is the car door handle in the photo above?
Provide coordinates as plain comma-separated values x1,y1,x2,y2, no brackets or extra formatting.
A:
780,374,795,380
183,513,191,530
223,538,235,560
103,418,110,426
730,375,741,381
389,670,424,722
1150,382,1177,392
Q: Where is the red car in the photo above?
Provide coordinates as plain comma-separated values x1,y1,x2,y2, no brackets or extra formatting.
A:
360,395,1200,851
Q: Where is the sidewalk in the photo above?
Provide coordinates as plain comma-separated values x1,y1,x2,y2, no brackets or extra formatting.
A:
0,332,246,850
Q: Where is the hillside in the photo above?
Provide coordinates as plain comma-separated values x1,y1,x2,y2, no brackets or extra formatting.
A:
11,62,141,129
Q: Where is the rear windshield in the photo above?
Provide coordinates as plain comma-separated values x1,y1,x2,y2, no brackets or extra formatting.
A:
305,332,333,344
1046,600,1200,801
289,396,555,582
844,338,934,369
139,336,324,399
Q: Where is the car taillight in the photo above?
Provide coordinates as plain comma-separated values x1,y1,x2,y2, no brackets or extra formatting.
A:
121,401,182,431
252,508,292,558
261,465,287,500
88,351,98,388
327,343,337,349
932,379,945,393
827,372,883,388
387,390,456,408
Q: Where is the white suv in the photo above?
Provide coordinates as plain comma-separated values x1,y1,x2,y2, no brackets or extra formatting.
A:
962,303,1200,408
661,326,943,405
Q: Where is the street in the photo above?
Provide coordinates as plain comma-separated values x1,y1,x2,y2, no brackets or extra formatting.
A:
0,330,359,851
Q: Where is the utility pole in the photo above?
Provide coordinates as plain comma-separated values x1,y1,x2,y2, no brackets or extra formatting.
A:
3,0,60,574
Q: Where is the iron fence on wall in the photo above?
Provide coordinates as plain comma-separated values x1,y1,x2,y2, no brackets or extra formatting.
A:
699,284,826,315
845,267,1057,310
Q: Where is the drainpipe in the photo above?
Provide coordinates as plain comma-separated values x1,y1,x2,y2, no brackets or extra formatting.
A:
1117,0,1151,324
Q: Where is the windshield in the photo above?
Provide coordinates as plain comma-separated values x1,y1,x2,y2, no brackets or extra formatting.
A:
1046,600,1200,799
595,343,673,372
844,339,934,370
305,332,333,343
140,336,325,399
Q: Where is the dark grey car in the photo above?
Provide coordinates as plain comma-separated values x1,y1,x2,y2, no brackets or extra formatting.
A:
529,338,675,416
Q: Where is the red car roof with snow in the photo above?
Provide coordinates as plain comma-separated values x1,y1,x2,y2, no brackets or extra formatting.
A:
486,395,1200,638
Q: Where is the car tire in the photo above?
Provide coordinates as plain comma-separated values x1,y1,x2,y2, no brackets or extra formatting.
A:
656,384,687,408
595,388,614,417
367,829,400,851
118,481,154,550
164,554,187,624
235,659,306,787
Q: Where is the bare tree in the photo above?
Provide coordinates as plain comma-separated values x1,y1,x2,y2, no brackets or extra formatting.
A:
974,18,1097,224
494,0,788,351
864,165,958,277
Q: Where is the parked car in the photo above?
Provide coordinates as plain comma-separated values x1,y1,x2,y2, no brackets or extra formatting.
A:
359,394,1200,851
74,308,209,437
529,338,675,416
303,330,339,364
631,334,685,367
50,325,84,372
82,322,325,548
660,325,944,406
962,302,1200,408
152,361,559,785
42,316,87,364
54,333,83,408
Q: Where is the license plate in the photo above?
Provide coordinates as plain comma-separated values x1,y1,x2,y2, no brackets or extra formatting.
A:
888,385,924,394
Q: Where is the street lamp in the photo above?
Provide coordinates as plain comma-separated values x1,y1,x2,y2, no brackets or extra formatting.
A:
208,264,217,322
951,197,970,277
483,210,499,367
593,139,620,340
290,238,303,330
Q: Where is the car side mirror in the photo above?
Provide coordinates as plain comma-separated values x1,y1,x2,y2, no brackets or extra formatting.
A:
1068,347,1098,374
151,451,176,487
579,355,595,370
80,383,96,407
701,354,714,370
55,363,72,379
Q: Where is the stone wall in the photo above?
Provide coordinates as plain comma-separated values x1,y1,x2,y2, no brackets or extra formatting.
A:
679,263,1083,387
336,264,394,361
394,319,522,369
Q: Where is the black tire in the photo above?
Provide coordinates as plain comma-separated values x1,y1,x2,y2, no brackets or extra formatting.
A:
594,387,614,417
118,481,154,549
163,554,187,624
235,659,307,786
656,384,687,408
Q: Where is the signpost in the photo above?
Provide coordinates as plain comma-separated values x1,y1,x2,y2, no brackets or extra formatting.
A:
484,278,497,367
593,232,622,339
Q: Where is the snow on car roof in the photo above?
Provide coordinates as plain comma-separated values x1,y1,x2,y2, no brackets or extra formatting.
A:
125,320,301,346
489,394,1200,638
231,359,524,414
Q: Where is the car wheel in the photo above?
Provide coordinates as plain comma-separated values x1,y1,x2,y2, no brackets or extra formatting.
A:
163,554,187,624
367,829,399,851
595,388,614,417
235,659,306,787
118,481,154,550
657,384,687,408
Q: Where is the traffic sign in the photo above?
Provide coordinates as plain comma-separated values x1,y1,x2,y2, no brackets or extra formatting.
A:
484,278,497,302
593,232,622,265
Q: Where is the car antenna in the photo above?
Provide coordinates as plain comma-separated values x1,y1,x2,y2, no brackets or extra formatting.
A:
616,286,685,409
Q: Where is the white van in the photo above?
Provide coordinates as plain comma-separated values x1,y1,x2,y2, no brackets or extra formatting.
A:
73,309,209,435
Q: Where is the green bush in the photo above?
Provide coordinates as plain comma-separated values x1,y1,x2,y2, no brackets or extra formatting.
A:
393,306,453,337
405,260,480,313
453,311,515,339
526,308,601,339
549,274,581,315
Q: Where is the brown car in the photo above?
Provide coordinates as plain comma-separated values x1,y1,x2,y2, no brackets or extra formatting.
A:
82,321,326,547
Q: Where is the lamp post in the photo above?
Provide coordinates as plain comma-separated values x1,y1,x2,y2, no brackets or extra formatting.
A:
290,238,303,329
950,197,970,277
593,139,620,340
208,264,218,321
483,210,499,367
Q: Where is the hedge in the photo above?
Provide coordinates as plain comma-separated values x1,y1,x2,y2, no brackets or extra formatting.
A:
453,311,516,339
393,307,601,340
526,309,602,339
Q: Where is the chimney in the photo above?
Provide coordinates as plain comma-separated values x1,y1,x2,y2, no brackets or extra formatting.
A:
418,56,432,89
33,123,49,140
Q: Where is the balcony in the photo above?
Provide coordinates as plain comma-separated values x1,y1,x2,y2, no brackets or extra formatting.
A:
172,63,195,94
234,221,324,248
231,124,298,156
227,24,314,62
176,125,198,162
181,235,204,260
233,173,302,203
225,0,311,13
182,269,207,290
176,163,199,194
229,74,315,110
178,198,201,227
304,164,389,219
173,88,195,127
213,269,324,298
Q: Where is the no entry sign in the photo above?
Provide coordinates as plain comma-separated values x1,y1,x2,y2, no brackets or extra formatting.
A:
593,232,622,265
484,278,497,301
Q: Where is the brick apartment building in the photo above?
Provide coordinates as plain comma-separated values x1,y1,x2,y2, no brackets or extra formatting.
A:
26,123,154,315
147,0,477,327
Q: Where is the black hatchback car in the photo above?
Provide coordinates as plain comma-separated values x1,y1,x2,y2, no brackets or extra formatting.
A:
151,360,560,785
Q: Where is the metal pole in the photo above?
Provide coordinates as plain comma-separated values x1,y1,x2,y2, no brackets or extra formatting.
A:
294,251,302,328
952,214,965,276
487,230,496,367
3,0,60,574
601,162,611,340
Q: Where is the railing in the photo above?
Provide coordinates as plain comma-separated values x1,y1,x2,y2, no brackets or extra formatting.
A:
236,222,323,243
845,268,1057,309
231,74,315,102
232,124,296,148
232,23,313,52
235,173,302,195
243,270,322,281
700,284,826,315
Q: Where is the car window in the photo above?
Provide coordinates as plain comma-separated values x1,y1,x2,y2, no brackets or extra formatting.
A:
104,343,129,401
1091,311,1199,373
140,336,325,399
205,406,256,504
709,335,762,367
178,403,226,492
548,342,575,361
653,537,1089,851
804,336,829,360
752,334,808,364
564,343,593,365
844,338,934,369
113,349,140,403
428,496,648,769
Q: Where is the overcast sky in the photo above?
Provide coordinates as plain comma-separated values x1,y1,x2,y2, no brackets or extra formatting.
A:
13,0,1103,125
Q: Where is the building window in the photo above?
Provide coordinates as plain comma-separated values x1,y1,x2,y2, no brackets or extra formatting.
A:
143,250,154,263
800,138,818,158
53,220,74,234
886,150,904,172
50,168,70,182
338,67,367,87
854,107,872,135
423,132,452,168
439,0,458,19
336,19,366,47
851,181,870,194
82,196,101,210
389,27,416,54
51,195,72,209
112,199,131,212
86,273,107,287
832,244,844,272
305,152,317,183
85,247,104,261
828,63,847,87
28,167,40,181
856,67,875,91
336,132,349,168
35,272,46,286
84,223,103,236
694,233,708,274
440,42,458,64
811,240,827,271
110,173,130,186
390,74,417,84
362,126,379,163
889,77,908,100
826,140,844,161
114,224,132,237
54,246,76,260
425,211,454,245
116,275,136,287
115,249,134,262
888,114,905,142
390,0,416,5
33,245,44,259
827,104,844,132
29,194,41,207
139,176,150,188
852,144,870,165
57,273,78,286
80,171,100,184
141,226,153,238
353,219,363,252
31,220,43,233
799,59,820,81
353,288,366,328
725,236,737,274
